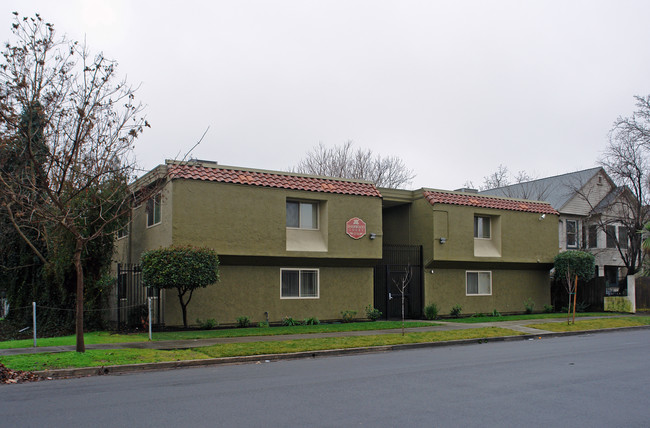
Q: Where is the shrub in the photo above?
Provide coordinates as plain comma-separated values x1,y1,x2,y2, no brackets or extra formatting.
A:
236,316,251,328
471,312,486,318
196,318,217,330
450,304,462,318
303,317,320,325
543,304,554,313
282,316,301,326
258,321,269,328
424,303,439,320
365,305,382,321
491,309,501,317
523,298,535,314
341,310,357,323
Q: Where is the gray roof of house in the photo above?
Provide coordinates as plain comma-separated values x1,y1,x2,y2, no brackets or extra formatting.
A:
479,167,603,210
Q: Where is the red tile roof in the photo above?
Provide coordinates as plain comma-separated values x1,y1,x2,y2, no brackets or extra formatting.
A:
423,191,558,215
169,164,382,197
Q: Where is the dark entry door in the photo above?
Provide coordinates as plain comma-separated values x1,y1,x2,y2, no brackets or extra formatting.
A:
374,245,422,319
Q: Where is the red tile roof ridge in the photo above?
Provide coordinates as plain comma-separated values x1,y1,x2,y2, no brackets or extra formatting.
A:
422,190,558,215
168,162,382,198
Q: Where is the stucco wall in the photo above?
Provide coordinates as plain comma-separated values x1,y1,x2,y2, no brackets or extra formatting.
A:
171,179,382,260
163,265,374,325
424,268,551,315
426,203,558,265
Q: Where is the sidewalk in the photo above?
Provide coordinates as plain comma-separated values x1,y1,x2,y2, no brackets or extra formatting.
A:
0,315,632,356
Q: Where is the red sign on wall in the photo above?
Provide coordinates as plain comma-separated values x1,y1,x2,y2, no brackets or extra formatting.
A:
346,217,366,239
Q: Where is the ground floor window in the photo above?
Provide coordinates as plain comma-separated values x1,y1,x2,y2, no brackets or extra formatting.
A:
281,268,319,298
466,271,492,295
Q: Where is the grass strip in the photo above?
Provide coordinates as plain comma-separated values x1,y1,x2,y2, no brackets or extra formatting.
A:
525,316,650,332
445,312,617,324
0,321,435,350
0,327,521,371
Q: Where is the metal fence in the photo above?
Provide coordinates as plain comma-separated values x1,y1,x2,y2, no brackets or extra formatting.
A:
116,264,162,328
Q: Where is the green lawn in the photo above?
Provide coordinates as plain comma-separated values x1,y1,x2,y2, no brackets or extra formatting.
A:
0,327,522,371
0,320,435,349
525,316,650,332
444,312,618,323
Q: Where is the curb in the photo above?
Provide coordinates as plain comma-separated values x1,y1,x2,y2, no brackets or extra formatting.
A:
33,324,650,380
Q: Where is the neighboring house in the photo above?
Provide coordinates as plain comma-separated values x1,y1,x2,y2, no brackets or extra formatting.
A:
115,160,383,325
379,189,558,317
480,167,638,293
115,160,559,325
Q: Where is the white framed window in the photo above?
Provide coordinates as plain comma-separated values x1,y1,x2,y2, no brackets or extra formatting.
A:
286,200,318,229
474,216,491,239
117,224,129,239
146,194,161,227
618,226,628,250
466,271,492,296
566,219,578,248
281,268,319,298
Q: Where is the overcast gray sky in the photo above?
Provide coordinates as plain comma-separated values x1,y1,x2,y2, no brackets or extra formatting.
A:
4,1,650,190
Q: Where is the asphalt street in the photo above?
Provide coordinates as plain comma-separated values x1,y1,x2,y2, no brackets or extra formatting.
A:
1,329,648,428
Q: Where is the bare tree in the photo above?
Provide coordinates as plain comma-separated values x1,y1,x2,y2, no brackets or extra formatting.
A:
293,141,415,188
391,266,412,336
0,14,160,352
613,95,650,149
593,103,650,276
480,164,510,190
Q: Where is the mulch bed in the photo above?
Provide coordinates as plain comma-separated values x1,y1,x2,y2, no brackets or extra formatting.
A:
0,363,41,384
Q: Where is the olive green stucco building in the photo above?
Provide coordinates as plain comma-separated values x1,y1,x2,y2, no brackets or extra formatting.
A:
115,160,559,326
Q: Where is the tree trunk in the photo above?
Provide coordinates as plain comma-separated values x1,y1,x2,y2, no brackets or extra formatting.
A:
178,290,188,328
74,238,85,353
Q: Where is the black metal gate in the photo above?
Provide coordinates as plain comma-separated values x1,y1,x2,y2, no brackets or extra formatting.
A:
116,263,162,328
374,245,423,319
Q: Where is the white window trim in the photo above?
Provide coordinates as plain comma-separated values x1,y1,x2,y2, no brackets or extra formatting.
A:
146,193,162,228
286,200,320,231
565,219,578,248
280,268,320,299
466,271,492,296
474,215,491,240
116,225,129,240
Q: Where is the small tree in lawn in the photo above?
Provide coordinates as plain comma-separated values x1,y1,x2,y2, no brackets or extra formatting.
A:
392,266,412,336
141,246,219,328
553,251,595,324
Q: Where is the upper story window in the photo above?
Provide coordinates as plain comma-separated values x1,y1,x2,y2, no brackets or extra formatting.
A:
618,226,628,250
606,225,616,248
566,220,578,248
117,224,129,239
474,216,491,239
281,268,319,298
588,225,598,248
146,193,161,227
286,201,318,229
466,271,492,296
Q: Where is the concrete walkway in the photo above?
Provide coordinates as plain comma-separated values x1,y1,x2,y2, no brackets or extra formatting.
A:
0,315,631,356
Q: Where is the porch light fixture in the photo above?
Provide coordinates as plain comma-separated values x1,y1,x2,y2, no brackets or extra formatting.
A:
539,214,546,221
439,237,447,244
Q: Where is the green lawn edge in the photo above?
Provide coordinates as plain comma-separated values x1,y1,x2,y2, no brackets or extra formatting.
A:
0,327,522,371
443,312,619,323
525,316,650,332
0,321,435,349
